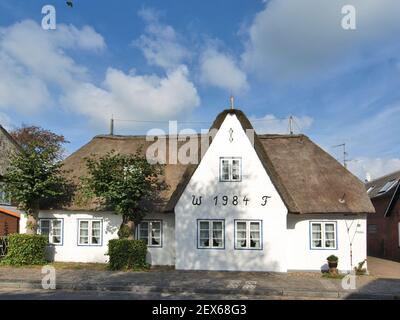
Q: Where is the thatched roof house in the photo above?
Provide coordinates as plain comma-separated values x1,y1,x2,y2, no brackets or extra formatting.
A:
63,109,374,215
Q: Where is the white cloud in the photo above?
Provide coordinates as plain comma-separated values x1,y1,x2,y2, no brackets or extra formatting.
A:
199,47,248,94
0,20,105,113
347,157,400,181
61,65,200,126
134,8,190,70
242,0,400,81
0,19,200,127
250,114,313,134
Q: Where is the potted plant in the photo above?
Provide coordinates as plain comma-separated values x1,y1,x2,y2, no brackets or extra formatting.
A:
327,255,338,274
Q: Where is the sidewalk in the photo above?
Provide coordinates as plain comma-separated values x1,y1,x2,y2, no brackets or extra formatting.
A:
1,267,400,299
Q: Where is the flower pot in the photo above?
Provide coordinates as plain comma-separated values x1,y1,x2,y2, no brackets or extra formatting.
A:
328,261,338,269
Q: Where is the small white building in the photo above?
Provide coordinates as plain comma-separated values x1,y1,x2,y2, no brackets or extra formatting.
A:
20,109,375,272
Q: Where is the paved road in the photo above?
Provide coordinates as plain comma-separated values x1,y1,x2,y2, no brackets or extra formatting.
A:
0,287,330,300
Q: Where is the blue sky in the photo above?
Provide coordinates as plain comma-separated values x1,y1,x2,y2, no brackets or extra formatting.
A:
0,0,399,180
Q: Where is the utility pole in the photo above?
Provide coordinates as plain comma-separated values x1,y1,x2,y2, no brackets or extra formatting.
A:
332,143,348,168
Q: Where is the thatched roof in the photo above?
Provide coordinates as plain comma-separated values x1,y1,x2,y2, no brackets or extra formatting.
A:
62,109,374,214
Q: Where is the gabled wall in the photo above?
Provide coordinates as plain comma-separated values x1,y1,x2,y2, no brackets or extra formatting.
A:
175,114,288,272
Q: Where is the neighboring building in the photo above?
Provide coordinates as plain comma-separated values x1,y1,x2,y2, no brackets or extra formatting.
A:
20,109,375,272
0,124,21,236
0,124,20,207
365,171,400,262
0,207,20,236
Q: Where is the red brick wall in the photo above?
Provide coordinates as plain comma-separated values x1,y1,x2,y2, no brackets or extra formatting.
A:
368,196,400,261
0,212,19,236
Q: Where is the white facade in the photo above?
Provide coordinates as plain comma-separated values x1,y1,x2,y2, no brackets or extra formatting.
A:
19,211,175,265
18,113,368,272
175,113,288,272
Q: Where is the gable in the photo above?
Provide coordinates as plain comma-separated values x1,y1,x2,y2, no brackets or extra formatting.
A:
175,112,287,214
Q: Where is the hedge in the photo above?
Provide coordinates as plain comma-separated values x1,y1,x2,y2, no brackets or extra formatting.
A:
0,233,48,266
107,239,148,270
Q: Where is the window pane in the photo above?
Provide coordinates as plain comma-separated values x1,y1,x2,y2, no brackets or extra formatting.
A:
312,240,322,248
213,222,222,230
213,230,222,239
53,228,61,236
199,221,209,230
237,222,246,231
52,220,61,228
80,237,88,244
91,236,100,244
92,221,101,229
41,220,50,229
80,221,89,229
213,238,222,247
221,160,230,180
151,237,160,246
312,224,321,232
52,236,61,244
80,229,88,237
325,224,334,232
200,238,209,247
250,222,260,231
250,231,260,240
200,230,209,239
92,229,100,237
325,240,335,248
325,232,335,240
232,160,240,180
237,240,247,248
250,239,260,248
237,231,246,239
151,221,160,230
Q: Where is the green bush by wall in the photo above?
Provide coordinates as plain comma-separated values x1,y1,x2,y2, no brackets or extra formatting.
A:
0,233,48,266
107,239,148,270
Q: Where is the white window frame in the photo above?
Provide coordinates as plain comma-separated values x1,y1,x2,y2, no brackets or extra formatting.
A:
137,220,162,247
78,219,102,246
197,220,225,249
39,219,63,246
234,220,262,250
0,182,11,205
310,221,337,250
219,157,242,182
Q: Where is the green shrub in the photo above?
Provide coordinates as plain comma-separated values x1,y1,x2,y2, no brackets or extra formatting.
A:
327,255,338,262
107,239,148,270
0,233,48,266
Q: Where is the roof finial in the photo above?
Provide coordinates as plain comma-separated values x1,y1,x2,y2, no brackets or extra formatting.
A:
230,95,234,110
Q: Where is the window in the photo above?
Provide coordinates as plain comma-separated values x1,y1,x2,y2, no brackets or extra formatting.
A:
235,220,262,249
368,224,378,234
39,219,63,245
310,222,337,249
0,182,11,205
137,220,162,247
78,220,102,246
378,180,398,194
219,157,241,182
198,220,224,249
